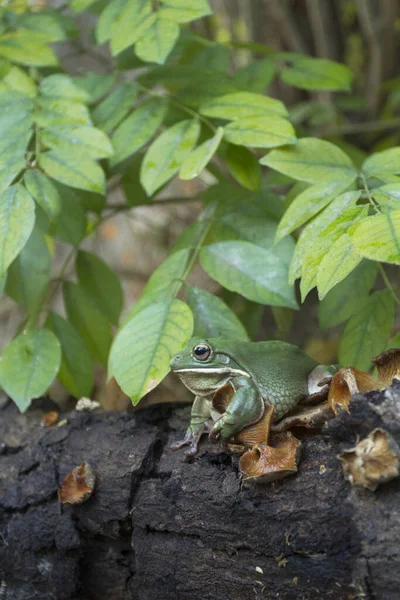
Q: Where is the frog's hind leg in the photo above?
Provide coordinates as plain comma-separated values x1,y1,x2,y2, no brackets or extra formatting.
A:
170,396,212,456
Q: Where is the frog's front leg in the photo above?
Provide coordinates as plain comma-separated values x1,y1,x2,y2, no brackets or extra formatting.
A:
209,376,264,441
170,395,211,455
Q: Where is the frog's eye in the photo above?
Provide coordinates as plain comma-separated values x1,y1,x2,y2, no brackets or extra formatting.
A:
193,344,211,361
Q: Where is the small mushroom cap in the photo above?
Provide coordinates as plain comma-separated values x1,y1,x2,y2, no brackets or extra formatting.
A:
239,432,302,483
372,348,400,386
340,428,400,491
58,462,96,504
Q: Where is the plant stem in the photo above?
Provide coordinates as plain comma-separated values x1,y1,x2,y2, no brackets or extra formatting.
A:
360,174,380,213
378,264,400,307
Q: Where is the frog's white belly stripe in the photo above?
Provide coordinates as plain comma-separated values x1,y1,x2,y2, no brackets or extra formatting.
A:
174,367,250,378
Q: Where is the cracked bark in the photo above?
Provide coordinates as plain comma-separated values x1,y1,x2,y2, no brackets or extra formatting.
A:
1,384,400,600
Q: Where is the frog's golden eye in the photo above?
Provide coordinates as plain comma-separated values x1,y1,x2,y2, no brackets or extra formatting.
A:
193,344,211,361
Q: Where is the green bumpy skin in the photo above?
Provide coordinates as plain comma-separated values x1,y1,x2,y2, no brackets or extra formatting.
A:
170,337,321,442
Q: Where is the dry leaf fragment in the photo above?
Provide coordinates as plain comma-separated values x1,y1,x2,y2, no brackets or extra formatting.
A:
328,367,379,414
340,428,400,491
41,411,59,428
239,432,302,482
372,349,400,386
58,462,96,504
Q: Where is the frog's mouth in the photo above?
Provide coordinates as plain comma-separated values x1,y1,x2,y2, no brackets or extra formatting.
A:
172,367,249,396
173,367,249,377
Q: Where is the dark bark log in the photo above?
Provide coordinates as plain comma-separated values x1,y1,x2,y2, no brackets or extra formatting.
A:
1,384,400,600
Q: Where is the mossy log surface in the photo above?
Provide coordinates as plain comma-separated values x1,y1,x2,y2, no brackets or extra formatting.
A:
1,384,400,600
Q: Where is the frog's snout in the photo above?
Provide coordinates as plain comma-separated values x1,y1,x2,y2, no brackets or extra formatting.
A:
170,354,181,370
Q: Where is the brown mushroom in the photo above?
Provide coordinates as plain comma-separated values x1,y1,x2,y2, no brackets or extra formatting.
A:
372,348,400,386
58,462,96,504
239,431,302,482
328,367,378,414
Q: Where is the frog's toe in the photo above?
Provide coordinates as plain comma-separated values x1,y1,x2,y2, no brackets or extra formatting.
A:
239,432,302,483
328,367,378,414
170,424,208,453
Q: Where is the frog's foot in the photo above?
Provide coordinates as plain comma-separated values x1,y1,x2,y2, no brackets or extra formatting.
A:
239,432,302,483
170,423,210,456
372,348,400,386
328,367,379,414
271,402,334,433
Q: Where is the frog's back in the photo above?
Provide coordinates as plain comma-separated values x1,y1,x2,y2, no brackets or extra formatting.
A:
214,339,318,419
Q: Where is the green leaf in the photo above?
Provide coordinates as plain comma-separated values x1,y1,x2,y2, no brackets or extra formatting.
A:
288,190,362,283
109,299,193,404
318,261,378,330
40,74,90,102
54,184,87,246
0,329,61,412
225,144,261,191
339,290,395,371
351,209,400,264
38,147,105,194
135,18,180,65
186,285,249,340
124,248,191,321
92,83,137,133
63,282,112,367
110,0,154,56
276,179,356,241
6,228,50,317
281,56,353,91
232,59,276,93
76,251,123,325
0,31,58,67
159,0,212,23
372,183,400,207
41,125,113,159
200,241,298,309
316,234,362,299
191,45,231,72
362,148,400,178
23,170,61,220
3,65,36,97
96,0,128,44
70,0,97,12
200,91,287,120
0,184,35,275
37,98,91,128
140,119,200,195
16,11,74,43
72,72,116,104
224,115,295,148
111,98,167,167
45,312,93,399
179,126,223,180
261,138,357,183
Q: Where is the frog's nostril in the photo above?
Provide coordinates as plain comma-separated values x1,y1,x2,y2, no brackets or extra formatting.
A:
170,355,181,368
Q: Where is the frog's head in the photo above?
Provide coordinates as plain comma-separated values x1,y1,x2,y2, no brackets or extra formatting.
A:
170,338,243,396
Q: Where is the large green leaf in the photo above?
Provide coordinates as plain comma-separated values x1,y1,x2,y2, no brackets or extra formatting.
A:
17,11,75,43
110,0,154,56
0,31,58,67
200,91,286,120
0,184,35,275
159,0,212,23
40,74,90,102
63,282,112,367
6,228,50,318
179,126,223,180
275,179,355,241
111,98,167,166
108,299,193,404
37,98,91,127
70,0,97,13
135,18,180,64
281,57,353,91
39,147,105,194
224,115,295,148
191,45,231,72
76,251,123,325
200,241,298,309
288,190,362,283
2,65,36,98
0,329,61,412
318,261,378,330
351,209,400,264
92,83,137,133
372,183,400,207
96,0,128,44
362,148,400,178
225,145,261,191
140,119,200,195
23,170,61,219
186,285,249,340
339,290,395,371
72,72,116,104
260,138,357,183
232,59,276,93
45,312,93,399
316,233,362,299
54,185,87,246
124,248,191,321
41,125,113,159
